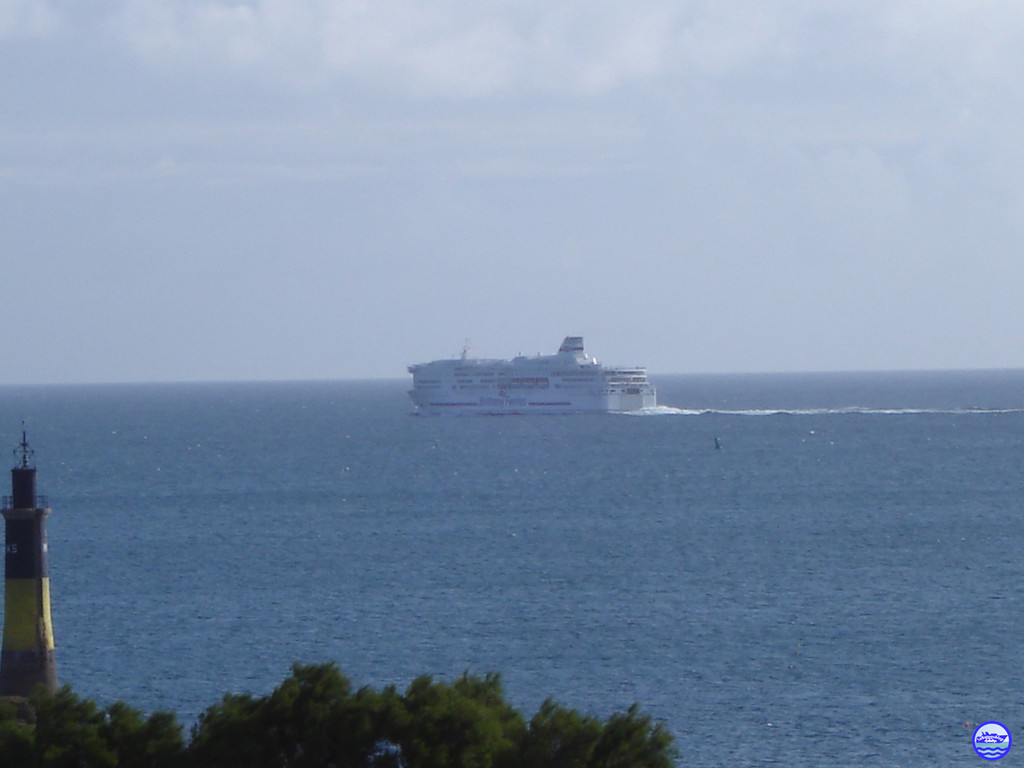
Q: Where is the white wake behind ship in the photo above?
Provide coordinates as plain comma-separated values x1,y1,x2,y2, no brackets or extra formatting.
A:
408,336,657,414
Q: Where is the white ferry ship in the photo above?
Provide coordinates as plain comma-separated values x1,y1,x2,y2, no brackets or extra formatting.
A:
408,336,657,414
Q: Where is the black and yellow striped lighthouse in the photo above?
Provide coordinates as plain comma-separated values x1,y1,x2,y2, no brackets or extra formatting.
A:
0,429,57,696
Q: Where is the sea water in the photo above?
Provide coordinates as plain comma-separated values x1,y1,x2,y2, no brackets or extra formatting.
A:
0,371,1022,766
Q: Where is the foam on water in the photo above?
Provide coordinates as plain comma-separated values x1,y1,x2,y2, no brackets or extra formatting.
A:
621,405,701,416
627,404,1024,417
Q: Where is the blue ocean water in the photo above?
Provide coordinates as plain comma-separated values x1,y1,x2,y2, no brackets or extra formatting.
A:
1,370,1023,766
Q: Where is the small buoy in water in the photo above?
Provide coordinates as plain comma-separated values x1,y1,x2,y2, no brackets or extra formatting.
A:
714,437,722,450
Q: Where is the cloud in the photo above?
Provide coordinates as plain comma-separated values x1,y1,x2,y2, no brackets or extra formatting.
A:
101,1,816,96
0,0,61,38
93,0,1024,123
883,1,1024,80
7,2,1024,381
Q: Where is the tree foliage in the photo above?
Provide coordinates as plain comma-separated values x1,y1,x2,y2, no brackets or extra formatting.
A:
392,672,525,768
0,664,677,768
518,699,604,768
0,685,185,768
188,662,396,768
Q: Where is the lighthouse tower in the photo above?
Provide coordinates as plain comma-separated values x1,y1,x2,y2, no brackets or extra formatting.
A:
0,429,58,696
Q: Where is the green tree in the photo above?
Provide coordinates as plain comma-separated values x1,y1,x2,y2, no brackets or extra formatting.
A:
187,661,396,768
187,691,267,768
30,685,116,768
391,672,526,768
517,699,604,768
260,662,397,768
0,697,34,766
99,701,185,768
3,663,677,768
589,704,675,768
13,686,185,768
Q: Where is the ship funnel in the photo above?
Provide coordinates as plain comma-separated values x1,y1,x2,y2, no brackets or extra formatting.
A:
558,337,584,355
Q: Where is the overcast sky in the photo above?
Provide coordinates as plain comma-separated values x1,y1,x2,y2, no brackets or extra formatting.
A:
2,1,1023,384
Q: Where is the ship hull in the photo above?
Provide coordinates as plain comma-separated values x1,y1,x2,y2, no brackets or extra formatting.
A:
408,391,657,415
407,337,657,415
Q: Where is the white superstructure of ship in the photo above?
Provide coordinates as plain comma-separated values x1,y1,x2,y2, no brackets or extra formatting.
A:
408,336,657,414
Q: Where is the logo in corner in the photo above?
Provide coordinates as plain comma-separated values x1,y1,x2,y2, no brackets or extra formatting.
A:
974,722,1011,761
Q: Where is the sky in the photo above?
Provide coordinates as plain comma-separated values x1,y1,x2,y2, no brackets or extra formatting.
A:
2,0,1023,384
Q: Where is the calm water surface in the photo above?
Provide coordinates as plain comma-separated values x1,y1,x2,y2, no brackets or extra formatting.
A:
1,370,1022,766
